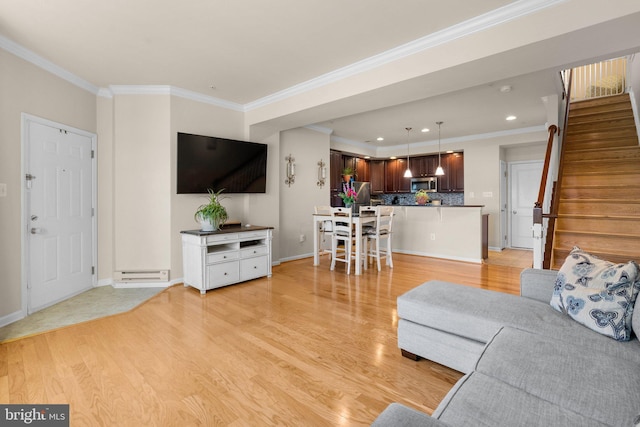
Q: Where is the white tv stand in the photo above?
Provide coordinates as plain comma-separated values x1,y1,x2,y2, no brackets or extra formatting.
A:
181,225,273,294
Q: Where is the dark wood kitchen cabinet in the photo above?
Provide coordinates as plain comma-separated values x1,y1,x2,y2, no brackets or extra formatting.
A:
370,160,385,194
438,152,464,192
413,155,438,177
330,150,343,206
354,157,369,182
385,159,411,193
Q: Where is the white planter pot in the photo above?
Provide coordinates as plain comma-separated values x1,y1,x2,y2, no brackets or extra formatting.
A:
199,218,220,232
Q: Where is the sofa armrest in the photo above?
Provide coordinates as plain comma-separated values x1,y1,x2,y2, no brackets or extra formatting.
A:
371,403,451,427
519,268,558,303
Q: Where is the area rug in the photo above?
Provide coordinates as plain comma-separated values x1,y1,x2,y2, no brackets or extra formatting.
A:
0,286,166,342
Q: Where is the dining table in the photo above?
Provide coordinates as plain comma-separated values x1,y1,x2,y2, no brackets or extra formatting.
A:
312,212,376,275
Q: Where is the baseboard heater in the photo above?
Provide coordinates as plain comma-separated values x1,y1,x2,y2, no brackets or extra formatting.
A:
114,270,169,282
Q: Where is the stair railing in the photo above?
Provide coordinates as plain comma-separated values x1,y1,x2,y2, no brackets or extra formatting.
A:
533,69,572,269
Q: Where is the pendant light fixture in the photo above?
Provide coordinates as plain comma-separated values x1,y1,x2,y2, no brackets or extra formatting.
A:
435,121,445,176
403,127,413,178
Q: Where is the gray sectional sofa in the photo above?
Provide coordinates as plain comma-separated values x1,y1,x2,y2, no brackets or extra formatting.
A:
373,268,640,426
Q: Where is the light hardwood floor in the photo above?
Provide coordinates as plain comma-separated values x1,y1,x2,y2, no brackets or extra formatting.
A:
0,253,525,426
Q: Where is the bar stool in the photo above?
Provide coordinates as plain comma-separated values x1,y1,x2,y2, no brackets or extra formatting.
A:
314,205,333,257
364,206,394,271
330,207,358,274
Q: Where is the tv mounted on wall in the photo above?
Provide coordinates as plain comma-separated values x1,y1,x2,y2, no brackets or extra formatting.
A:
177,132,267,194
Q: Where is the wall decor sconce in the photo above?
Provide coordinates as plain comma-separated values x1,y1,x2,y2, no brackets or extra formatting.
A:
317,159,326,188
285,154,295,186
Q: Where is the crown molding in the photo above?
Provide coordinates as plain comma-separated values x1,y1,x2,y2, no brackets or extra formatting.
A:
100,85,245,111
1,0,565,112
330,135,378,151
244,0,567,111
0,34,100,95
304,125,334,135
367,125,547,157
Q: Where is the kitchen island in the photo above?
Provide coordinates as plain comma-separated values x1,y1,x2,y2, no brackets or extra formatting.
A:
391,205,485,263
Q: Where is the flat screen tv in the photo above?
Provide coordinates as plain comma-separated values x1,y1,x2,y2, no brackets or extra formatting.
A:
177,132,267,194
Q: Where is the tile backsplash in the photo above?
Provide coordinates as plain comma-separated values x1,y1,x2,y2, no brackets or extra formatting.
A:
379,192,464,206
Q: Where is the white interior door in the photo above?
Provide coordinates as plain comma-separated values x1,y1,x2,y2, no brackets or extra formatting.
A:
510,161,543,249
26,118,95,313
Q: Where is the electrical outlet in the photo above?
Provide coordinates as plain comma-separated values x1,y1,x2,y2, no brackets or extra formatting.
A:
299,234,306,243
0,183,6,197
430,233,436,241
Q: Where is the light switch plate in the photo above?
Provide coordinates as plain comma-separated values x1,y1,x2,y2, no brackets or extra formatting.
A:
0,183,6,197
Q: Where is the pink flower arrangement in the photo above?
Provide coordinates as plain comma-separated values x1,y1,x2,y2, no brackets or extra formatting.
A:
339,187,357,205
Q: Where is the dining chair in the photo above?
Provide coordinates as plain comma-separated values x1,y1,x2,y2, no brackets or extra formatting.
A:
314,205,333,257
330,206,359,274
364,206,394,271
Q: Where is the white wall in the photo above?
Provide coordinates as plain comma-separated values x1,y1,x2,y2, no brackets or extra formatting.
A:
96,96,114,283
279,128,331,261
169,96,245,277
0,49,96,320
112,95,172,272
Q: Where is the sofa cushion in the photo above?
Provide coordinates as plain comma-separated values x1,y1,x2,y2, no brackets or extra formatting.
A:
475,327,640,427
397,318,485,374
397,281,639,354
371,403,451,426
433,371,610,427
550,247,640,341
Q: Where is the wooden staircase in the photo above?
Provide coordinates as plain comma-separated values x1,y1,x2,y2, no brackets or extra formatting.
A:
551,93,640,269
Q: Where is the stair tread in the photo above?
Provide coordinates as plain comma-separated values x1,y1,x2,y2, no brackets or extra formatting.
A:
559,198,640,203
562,169,640,176
563,146,640,154
555,229,640,238
560,184,640,189
553,248,639,261
558,213,640,220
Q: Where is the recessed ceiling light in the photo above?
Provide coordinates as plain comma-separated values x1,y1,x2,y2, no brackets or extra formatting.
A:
421,128,430,133
506,115,517,121
377,137,384,141
446,150,454,154
364,156,371,159
500,85,512,93
389,156,397,160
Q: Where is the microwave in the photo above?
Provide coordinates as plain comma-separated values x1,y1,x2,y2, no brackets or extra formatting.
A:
410,177,437,193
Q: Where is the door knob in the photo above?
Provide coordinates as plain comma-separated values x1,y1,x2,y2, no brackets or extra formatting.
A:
30,228,41,234
31,215,38,221
512,210,517,214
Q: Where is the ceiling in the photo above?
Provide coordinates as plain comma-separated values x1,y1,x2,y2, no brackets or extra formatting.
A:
1,0,639,151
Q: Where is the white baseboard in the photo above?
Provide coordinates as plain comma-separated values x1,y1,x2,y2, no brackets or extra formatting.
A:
393,249,482,264
112,279,176,289
0,309,25,328
279,253,314,263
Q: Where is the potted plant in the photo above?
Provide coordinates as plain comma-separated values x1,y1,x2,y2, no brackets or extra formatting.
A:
194,189,228,231
415,189,430,205
339,187,357,208
342,166,355,183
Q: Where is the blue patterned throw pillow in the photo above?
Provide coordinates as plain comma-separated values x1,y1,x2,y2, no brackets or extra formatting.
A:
550,247,640,341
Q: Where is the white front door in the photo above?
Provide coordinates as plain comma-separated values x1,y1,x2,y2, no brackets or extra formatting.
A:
500,160,508,250
25,117,96,313
510,161,543,249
